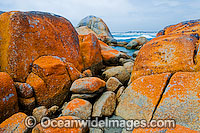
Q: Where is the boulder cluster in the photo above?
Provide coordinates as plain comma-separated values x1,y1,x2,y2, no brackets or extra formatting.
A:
0,11,199,133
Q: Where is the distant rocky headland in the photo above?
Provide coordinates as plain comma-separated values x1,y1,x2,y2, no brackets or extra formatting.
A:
0,11,199,132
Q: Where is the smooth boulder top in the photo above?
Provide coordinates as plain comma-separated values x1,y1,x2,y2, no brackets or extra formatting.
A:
0,11,83,82
77,15,117,44
157,19,200,36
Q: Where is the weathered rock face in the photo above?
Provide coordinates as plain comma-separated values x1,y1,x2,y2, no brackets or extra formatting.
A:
106,77,122,92
61,98,92,119
157,19,200,37
32,116,88,133
0,72,18,122
77,15,116,44
103,66,130,84
0,11,83,82
70,77,105,94
126,37,148,49
115,73,171,121
130,33,198,82
76,26,98,36
153,72,200,131
123,62,134,74
79,33,103,74
99,40,129,65
92,91,116,117
0,112,28,133
32,106,48,123
27,56,71,108
15,82,33,98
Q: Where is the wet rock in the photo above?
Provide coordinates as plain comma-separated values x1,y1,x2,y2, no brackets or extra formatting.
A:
15,82,34,98
0,112,28,133
106,77,122,92
123,62,134,74
92,91,116,117
103,66,130,84
0,72,18,122
126,37,148,49
61,98,92,119
132,50,139,58
70,77,105,94
32,106,48,123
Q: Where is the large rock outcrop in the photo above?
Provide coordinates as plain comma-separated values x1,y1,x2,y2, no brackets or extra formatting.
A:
0,11,83,82
0,72,19,122
79,33,103,74
116,19,200,132
26,56,71,108
77,15,116,44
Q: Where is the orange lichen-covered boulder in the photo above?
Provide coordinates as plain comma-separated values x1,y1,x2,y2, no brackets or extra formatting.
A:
153,72,200,131
70,77,106,94
65,62,83,82
132,125,198,133
32,116,88,133
130,33,198,82
157,19,200,37
79,33,103,74
0,112,28,132
27,56,71,108
0,72,18,122
0,11,83,82
115,73,171,121
99,40,128,65
61,98,92,119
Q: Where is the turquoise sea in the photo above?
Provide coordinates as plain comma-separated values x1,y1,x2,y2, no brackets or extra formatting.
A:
111,31,157,56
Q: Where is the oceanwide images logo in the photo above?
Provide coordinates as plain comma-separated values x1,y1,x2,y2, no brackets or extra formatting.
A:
25,116,176,130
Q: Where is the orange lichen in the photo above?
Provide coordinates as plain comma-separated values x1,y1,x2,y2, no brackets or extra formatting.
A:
0,11,83,82
130,34,198,82
64,98,87,111
0,72,18,122
32,116,88,133
70,77,106,93
79,33,103,70
0,112,28,132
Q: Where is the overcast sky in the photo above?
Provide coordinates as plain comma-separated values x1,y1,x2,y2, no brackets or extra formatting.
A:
1,0,200,32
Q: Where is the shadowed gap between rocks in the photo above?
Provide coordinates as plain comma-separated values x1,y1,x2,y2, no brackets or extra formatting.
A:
150,73,175,121
192,33,199,65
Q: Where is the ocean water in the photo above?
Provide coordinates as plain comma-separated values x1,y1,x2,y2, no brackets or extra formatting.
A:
111,31,157,56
